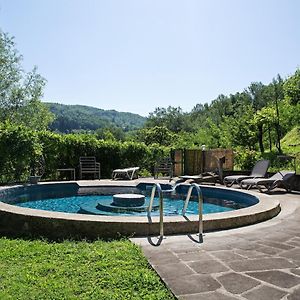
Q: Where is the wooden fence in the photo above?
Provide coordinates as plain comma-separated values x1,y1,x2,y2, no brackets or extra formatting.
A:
172,149,234,176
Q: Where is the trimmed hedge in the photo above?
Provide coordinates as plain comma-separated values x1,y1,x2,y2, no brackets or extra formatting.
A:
0,124,169,183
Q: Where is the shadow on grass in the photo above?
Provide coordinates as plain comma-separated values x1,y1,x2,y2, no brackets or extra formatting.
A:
0,231,131,243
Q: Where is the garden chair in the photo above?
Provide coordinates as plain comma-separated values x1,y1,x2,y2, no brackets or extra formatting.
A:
154,157,173,180
79,156,100,180
240,170,295,192
223,159,270,187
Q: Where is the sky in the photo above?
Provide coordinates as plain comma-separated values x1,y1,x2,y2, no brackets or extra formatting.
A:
0,0,300,116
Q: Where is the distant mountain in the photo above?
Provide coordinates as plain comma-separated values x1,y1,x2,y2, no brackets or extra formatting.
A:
45,103,146,133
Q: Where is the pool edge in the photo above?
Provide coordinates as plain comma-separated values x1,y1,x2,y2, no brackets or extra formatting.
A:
0,182,281,239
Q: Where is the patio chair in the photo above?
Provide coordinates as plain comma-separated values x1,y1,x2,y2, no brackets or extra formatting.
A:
240,171,295,192
223,159,270,187
79,156,100,180
112,167,140,180
154,157,173,181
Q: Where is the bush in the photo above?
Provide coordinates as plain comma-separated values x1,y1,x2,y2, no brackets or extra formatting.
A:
234,148,262,171
0,123,43,182
234,147,298,173
0,125,169,183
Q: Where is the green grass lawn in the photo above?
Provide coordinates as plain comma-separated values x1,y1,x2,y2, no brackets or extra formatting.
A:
0,238,175,300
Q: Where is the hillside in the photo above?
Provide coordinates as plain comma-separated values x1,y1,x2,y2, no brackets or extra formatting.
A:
45,103,146,133
281,126,300,154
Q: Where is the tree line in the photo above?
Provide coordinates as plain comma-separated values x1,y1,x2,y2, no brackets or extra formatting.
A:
138,74,300,155
1,28,300,175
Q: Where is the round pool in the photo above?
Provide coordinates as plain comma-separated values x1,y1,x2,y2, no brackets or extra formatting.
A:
5,182,255,216
14,194,240,216
0,182,280,239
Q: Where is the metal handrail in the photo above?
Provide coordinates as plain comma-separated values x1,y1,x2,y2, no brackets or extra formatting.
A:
147,183,164,238
182,183,203,238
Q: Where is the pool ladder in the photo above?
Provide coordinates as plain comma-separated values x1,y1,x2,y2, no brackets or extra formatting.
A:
147,183,164,238
147,183,203,241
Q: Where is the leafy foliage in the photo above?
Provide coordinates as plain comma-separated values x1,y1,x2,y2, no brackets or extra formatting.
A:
143,70,300,156
283,69,300,105
135,126,175,146
0,123,43,182
0,30,54,130
0,124,169,183
145,106,192,133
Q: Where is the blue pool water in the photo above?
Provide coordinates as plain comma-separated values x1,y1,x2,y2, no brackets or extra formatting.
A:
16,194,236,216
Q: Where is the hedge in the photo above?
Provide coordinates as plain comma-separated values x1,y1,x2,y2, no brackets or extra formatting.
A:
0,124,169,183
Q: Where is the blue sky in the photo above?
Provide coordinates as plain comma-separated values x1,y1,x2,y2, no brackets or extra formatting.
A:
0,0,299,116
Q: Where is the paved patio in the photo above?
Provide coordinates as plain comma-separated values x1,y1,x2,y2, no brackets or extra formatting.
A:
133,191,300,299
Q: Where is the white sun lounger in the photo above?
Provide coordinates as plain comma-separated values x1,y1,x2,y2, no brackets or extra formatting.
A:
112,167,140,180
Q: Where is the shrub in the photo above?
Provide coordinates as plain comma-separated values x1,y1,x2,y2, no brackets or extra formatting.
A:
0,125,169,183
234,148,262,171
0,123,42,182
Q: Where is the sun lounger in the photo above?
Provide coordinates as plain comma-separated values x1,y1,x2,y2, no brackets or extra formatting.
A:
179,173,219,185
223,159,270,187
240,171,295,192
179,156,225,185
112,167,140,180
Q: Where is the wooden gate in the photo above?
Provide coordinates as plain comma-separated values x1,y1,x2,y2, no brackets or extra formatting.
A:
172,149,233,176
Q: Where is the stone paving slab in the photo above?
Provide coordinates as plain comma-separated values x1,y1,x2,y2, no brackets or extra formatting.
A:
291,268,300,276
164,274,221,295
188,259,229,274
246,270,300,288
133,191,300,299
146,250,180,264
280,248,300,262
242,285,287,300
209,250,246,262
216,272,260,294
154,262,195,279
179,291,238,300
287,286,300,300
176,251,214,262
258,240,296,251
228,257,297,272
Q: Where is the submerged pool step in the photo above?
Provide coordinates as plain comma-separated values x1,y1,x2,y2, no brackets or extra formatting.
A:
79,198,160,215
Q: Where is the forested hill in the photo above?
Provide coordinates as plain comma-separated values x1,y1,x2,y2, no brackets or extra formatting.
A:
45,103,146,133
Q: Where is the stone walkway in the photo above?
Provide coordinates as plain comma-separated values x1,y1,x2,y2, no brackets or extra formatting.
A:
133,192,300,299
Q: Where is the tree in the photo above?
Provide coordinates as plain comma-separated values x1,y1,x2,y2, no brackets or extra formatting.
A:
95,126,125,141
0,30,53,129
222,105,257,150
283,69,300,105
137,126,175,146
245,82,274,153
145,106,191,133
271,75,284,153
253,106,277,151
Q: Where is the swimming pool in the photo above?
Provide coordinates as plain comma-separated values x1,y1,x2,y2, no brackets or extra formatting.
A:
6,183,254,216
0,182,280,239
15,195,239,216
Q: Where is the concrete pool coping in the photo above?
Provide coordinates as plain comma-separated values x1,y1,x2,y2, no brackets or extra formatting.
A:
0,180,280,239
